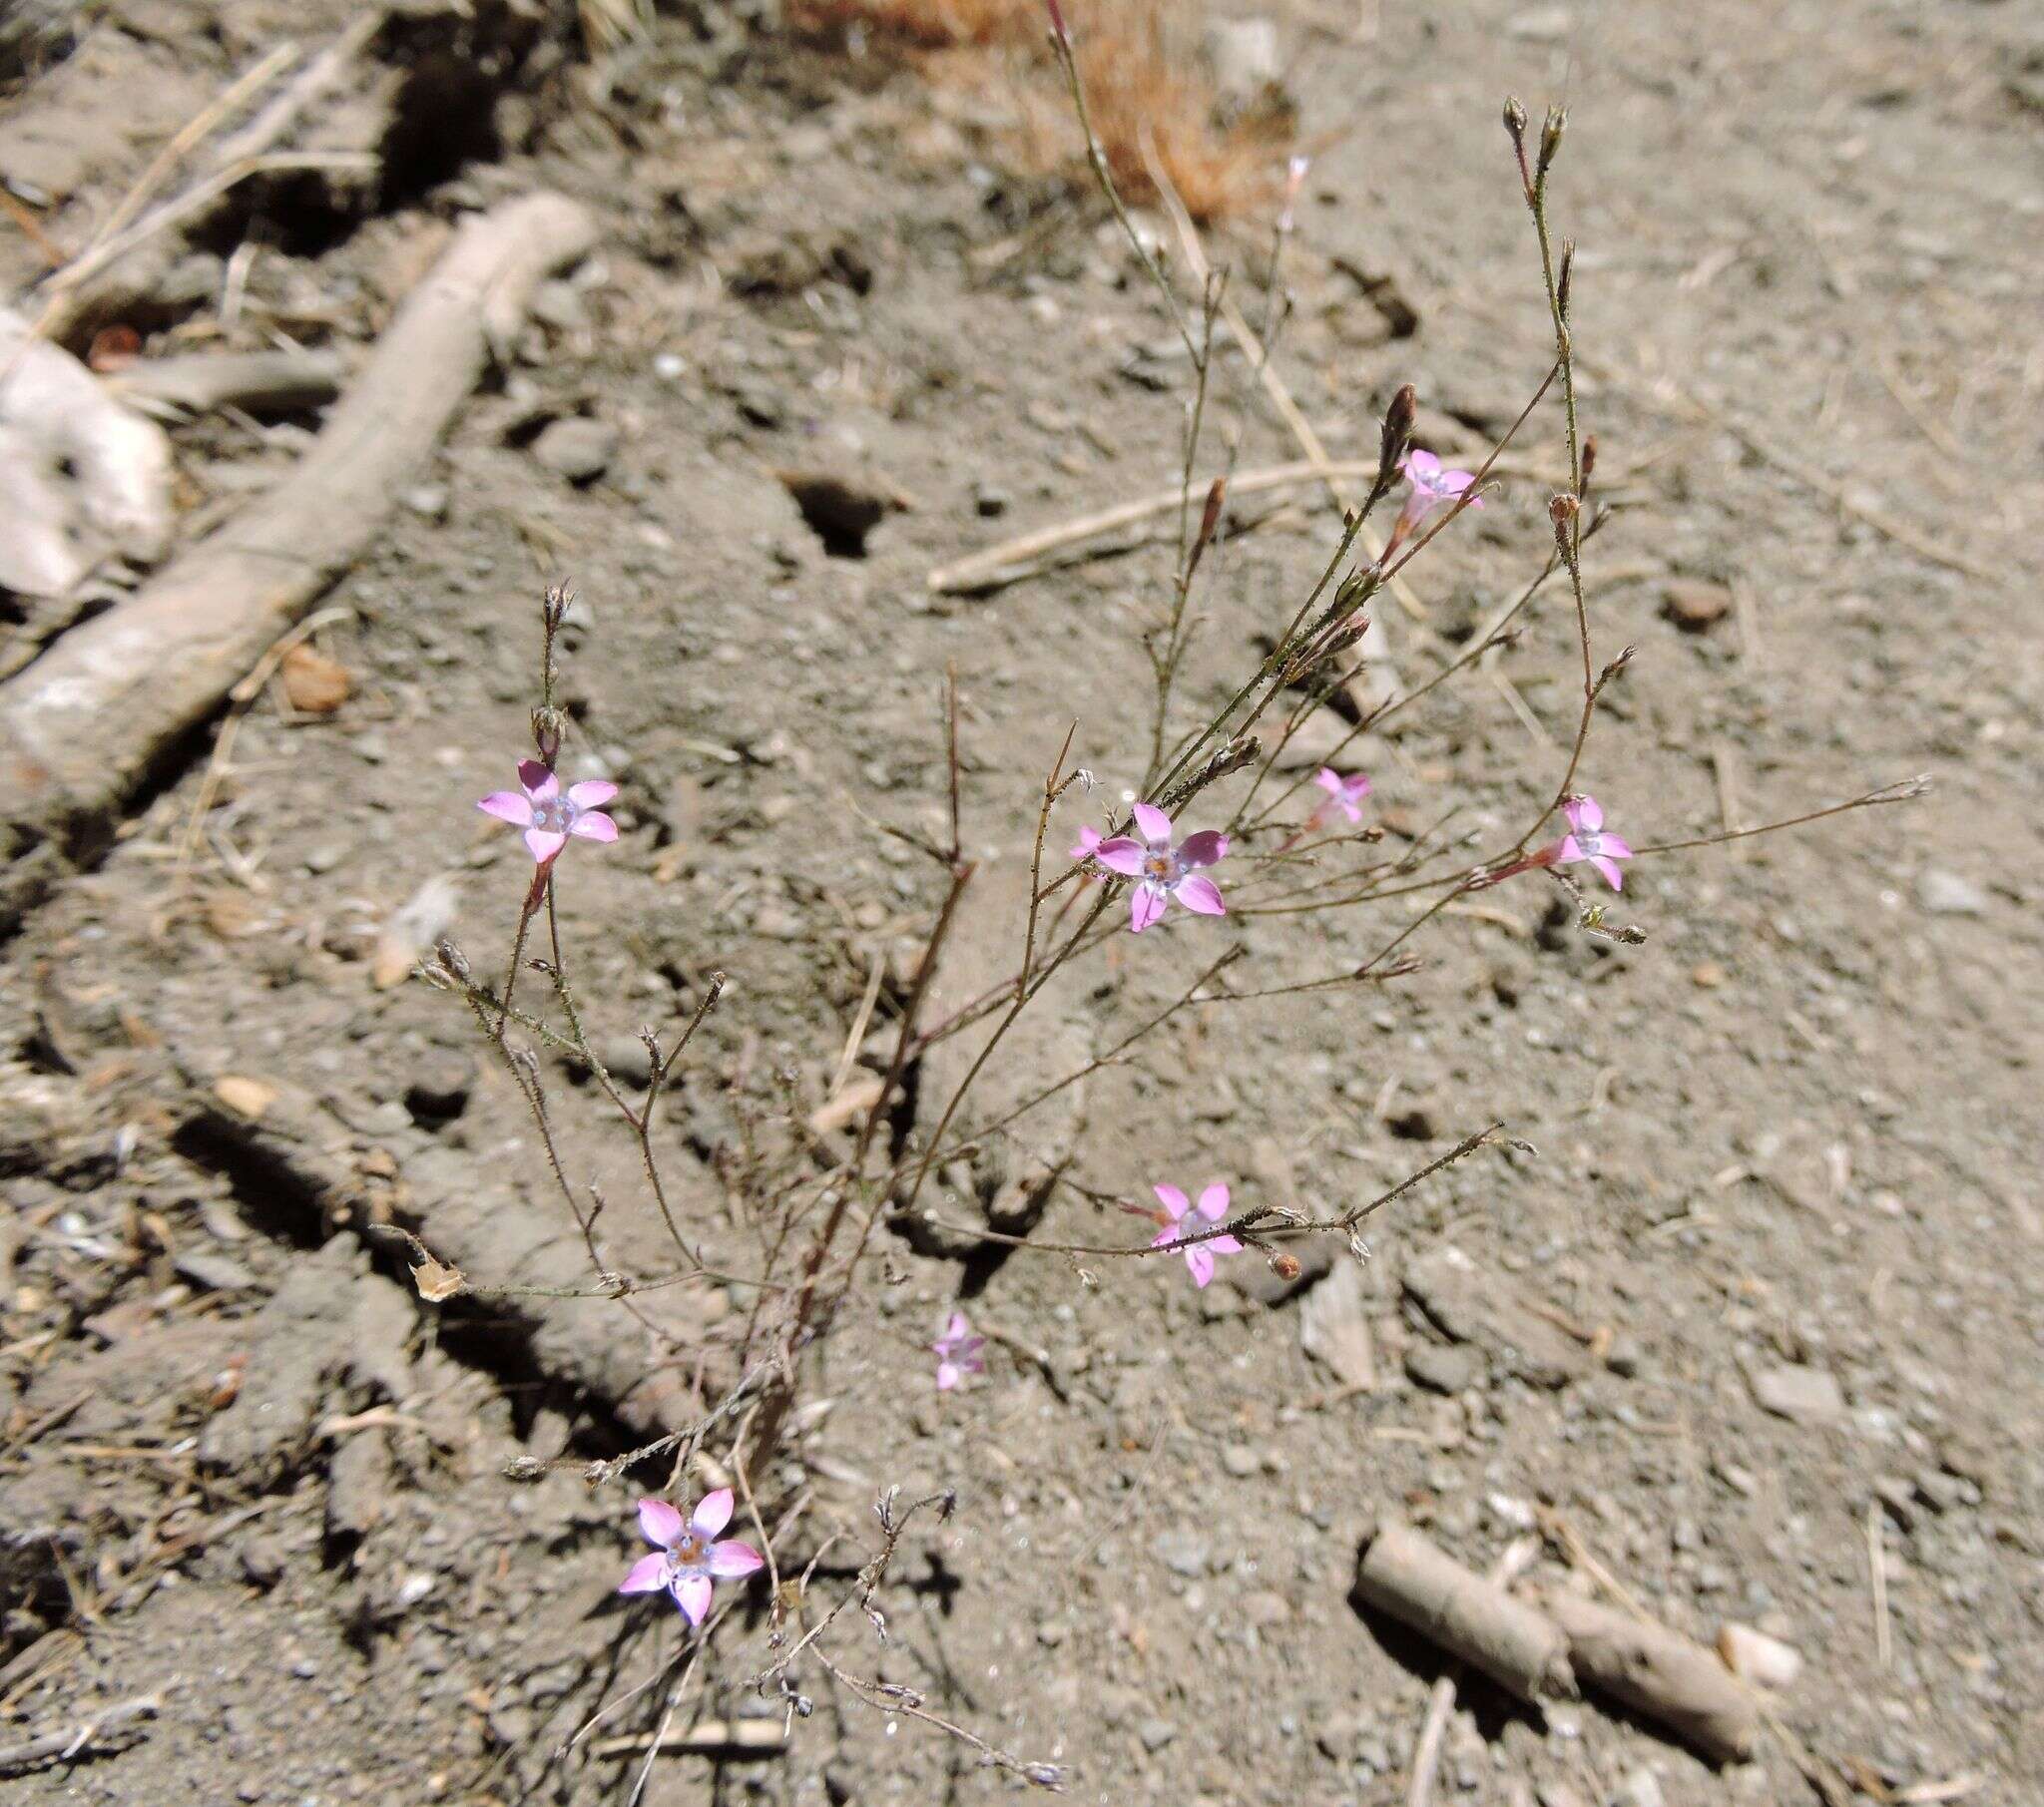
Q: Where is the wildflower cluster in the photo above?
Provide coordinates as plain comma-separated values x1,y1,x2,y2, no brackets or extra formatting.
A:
422,50,1921,1777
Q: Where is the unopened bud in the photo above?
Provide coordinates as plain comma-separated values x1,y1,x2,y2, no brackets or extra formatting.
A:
1580,433,1598,491
531,705,563,767
1378,383,1417,485
434,937,470,981
1269,1250,1302,1282
1549,492,1579,554
1556,239,1574,317
1538,105,1567,180
541,581,573,630
1194,475,1227,565
1044,0,1069,47
1503,97,1533,196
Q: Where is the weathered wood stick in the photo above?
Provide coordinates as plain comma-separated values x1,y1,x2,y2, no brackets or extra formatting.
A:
1355,1521,1576,1706
1408,1536,1541,1807
1546,1589,1760,1764
107,348,345,417
0,192,596,929
176,1060,721,1439
594,1719,787,1759
0,1693,160,1775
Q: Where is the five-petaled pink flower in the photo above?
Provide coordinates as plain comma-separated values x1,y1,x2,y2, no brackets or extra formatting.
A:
1147,1181,1243,1289
1310,767,1373,827
619,1490,764,1626
1095,804,1229,933
931,1311,986,1391
1550,793,1633,891
1387,449,1482,555
478,759,619,864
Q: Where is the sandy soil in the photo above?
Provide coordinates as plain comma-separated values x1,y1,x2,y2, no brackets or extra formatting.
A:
1,3,2039,1805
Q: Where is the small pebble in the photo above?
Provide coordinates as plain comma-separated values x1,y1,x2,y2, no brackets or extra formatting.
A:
1153,1529,1210,1578
597,1035,654,1090
1610,1766,1665,1807
1915,869,1987,916
1405,1342,1486,1395
1661,577,1733,631
401,482,449,522
1749,1361,1845,1424
405,1053,476,1123
532,416,617,484
1137,1716,1177,1753
1604,1332,1645,1377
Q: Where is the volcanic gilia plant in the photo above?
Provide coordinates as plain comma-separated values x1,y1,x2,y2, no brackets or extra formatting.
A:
410,6,1923,1782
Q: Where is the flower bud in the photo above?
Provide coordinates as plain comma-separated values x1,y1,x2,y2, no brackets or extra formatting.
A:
541,581,573,631
1196,474,1227,557
1377,383,1417,485
1556,239,1574,317
1549,491,1580,556
1269,1250,1302,1282
1580,433,1598,491
1538,105,1567,180
531,705,563,767
1044,0,1070,47
1503,97,1528,148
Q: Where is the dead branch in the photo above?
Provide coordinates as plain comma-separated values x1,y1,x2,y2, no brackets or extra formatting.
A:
107,349,344,418
1545,1589,1760,1764
1408,1537,1540,1807
0,192,597,930
175,1059,726,1438
0,1694,160,1775
1354,1520,1576,1707
35,12,386,343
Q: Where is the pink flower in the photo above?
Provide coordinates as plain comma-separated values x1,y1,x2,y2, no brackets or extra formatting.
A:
1278,154,1310,233
1070,825,1104,862
931,1311,986,1391
1310,767,1373,827
1148,1181,1242,1289
478,759,619,864
1094,803,1229,933
1551,792,1633,891
1393,449,1482,543
619,1490,764,1626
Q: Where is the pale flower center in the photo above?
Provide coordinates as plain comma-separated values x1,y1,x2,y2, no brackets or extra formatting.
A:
531,794,577,835
665,1531,709,1578
1142,848,1179,884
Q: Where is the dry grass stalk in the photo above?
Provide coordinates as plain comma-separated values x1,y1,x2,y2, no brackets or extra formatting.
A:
786,0,1286,221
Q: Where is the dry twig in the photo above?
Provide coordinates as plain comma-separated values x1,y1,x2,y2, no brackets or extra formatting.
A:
0,193,598,928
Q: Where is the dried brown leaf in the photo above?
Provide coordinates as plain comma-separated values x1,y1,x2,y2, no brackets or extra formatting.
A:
280,643,351,714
